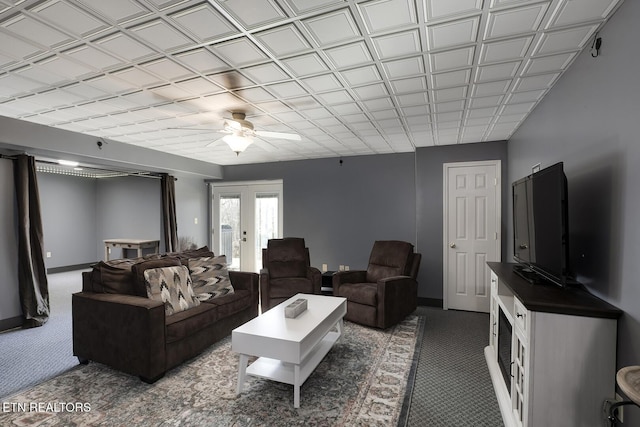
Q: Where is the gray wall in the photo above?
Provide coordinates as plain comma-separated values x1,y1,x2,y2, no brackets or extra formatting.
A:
0,159,20,324
96,176,162,260
37,173,209,267
416,141,508,300
223,145,508,300
39,172,97,268
175,175,209,249
223,153,417,274
94,175,209,259
506,0,639,422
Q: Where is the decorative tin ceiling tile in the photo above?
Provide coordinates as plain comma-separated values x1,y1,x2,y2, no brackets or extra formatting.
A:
0,0,626,164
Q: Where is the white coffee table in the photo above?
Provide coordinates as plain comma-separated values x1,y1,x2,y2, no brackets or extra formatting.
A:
232,293,347,408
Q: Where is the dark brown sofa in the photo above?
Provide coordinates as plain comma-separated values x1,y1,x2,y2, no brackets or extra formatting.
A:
333,240,421,329
72,247,258,383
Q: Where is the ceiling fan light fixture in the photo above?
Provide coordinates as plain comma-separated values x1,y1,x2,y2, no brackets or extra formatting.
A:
222,133,253,155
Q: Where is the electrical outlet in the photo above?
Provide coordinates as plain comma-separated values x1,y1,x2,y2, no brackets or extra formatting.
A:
339,265,345,271
46,252,51,258
604,394,625,423
345,265,350,271
322,263,328,272
194,217,198,224
616,393,624,422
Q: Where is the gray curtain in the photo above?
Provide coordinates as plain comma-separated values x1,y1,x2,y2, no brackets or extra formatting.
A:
14,154,49,328
161,174,178,253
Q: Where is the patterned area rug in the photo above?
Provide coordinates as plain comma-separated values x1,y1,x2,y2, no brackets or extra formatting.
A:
2,315,424,426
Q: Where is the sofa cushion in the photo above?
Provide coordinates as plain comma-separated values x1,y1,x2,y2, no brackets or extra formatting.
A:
131,257,182,297
165,303,218,344
104,257,142,269
366,241,413,283
144,265,200,316
265,238,308,279
335,282,377,306
268,277,314,298
91,261,136,295
167,246,216,265
188,256,235,300
202,289,251,318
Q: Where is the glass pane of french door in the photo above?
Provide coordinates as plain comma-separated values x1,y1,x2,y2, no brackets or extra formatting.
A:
255,192,279,270
218,194,241,270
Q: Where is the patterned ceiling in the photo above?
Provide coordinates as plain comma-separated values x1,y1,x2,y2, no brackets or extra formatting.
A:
0,0,624,165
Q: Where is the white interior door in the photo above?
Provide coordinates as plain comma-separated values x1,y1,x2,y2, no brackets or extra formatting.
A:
211,181,283,272
443,161,501,313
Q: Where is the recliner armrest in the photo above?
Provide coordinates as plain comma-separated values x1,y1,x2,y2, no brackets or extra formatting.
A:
377,275,415,286
376,276,418,328
332,270,367,294
306,266,322,294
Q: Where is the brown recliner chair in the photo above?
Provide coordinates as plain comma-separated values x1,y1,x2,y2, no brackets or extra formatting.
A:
260,237,322,311
333,240,421,329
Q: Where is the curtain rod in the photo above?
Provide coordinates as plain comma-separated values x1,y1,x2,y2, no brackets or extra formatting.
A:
35,159,164,179
2,154,176,180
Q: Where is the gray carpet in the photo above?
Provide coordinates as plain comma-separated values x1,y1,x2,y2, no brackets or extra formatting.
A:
0,270,82,399
406,306,504,426
0,271,503,426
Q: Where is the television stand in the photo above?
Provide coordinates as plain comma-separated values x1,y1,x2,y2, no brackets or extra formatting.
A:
486,262,621,427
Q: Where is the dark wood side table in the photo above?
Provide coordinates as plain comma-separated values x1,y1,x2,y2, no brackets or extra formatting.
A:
321,271,336,295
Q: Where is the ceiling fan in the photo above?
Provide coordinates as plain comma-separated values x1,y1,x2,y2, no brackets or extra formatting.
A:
215,112,301,155
172,111,301,155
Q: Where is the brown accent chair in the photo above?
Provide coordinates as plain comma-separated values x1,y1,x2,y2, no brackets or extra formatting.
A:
260,237,322,311
333,240,421,329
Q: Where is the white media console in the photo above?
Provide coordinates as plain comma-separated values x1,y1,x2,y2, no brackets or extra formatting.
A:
486,262,621,427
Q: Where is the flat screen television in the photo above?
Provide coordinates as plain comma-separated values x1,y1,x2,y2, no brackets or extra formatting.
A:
512,162,571,287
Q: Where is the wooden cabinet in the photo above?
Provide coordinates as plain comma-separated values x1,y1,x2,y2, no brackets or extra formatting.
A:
485,262,621,427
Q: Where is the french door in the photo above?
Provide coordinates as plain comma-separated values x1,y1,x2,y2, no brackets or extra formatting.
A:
210,181,283,272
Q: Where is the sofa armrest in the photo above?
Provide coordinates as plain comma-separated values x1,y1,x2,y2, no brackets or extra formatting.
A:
259,268,270,309
72,292,166,382
376,276,418,328
307,266,322,294
332,270,367,295
229,270,259,308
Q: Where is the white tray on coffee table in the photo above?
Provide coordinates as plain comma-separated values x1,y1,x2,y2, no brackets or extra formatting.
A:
232,293,347,408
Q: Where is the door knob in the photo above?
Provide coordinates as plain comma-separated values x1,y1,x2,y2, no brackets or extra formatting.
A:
450,242,456,248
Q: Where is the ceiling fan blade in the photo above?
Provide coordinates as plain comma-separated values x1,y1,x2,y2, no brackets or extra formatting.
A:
167,127,230,135
255,130,301,141
252,138,278,152
167,127,211,131
206,137,226,148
